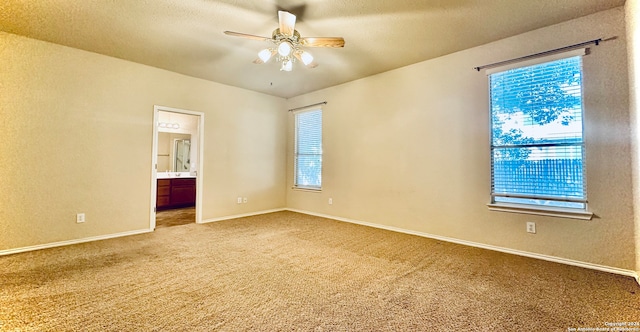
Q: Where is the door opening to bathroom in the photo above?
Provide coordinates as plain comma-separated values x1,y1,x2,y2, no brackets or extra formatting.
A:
150,106,204,230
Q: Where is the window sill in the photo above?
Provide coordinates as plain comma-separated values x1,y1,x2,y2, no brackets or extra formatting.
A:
292,186,322,193
487,203,593,220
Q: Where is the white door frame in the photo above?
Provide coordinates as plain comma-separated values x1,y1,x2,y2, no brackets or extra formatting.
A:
150,105,205,229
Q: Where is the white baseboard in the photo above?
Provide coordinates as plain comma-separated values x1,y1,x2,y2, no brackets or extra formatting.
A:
0,208,283,256
200,208,286,224
0,229,153,256
286,208,640,283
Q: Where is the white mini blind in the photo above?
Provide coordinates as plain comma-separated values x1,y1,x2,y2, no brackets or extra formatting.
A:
489,55,586,209
295,109,322,189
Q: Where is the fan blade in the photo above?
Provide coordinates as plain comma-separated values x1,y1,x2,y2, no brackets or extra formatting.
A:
300,37,345,48
294,52,318,68
278,11,296,37
224,31,271,41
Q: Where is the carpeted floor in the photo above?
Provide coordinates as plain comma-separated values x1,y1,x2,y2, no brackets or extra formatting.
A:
0,211,638,331
156,207,195,228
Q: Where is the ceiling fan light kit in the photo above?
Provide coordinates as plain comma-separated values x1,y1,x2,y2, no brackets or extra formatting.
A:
258,48,274,63
281,59,293,72
277,40,293,56
224,11,344,72
299,51,314,66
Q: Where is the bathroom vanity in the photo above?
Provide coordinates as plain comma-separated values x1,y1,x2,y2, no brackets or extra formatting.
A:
157,175,196,210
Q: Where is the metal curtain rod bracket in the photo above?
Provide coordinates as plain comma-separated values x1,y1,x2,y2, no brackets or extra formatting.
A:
473,38,611,72
288,101,327,112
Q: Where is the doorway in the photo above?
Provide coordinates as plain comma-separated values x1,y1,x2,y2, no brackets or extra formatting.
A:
150,105,204,230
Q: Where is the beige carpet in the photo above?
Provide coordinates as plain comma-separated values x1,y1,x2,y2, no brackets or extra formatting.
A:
156,207,195,228
0,211,637,331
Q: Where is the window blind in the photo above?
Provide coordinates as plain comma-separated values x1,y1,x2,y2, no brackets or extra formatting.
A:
295,109,322,189
490,56,586,209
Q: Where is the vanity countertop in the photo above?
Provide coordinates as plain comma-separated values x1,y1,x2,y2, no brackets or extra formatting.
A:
157,172,196,179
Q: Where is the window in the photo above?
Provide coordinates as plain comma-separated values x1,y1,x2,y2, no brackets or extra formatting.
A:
294,109,322,189
489,55,586,211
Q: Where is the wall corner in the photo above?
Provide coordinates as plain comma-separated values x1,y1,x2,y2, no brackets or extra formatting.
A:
625,0,640,279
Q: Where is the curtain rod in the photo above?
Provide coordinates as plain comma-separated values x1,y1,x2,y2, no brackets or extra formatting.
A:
473,38,605,72
288,101,327,112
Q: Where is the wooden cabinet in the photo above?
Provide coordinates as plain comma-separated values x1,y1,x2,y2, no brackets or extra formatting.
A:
170,179,196,206
157,179,171,208
156,178,196,210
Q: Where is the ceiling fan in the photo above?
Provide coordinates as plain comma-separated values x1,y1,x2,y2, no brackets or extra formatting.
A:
224,11,345,71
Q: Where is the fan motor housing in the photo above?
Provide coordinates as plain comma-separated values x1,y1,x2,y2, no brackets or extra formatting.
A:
272,28,301,43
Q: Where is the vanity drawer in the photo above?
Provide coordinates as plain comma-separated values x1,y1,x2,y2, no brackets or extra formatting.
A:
157,186,170,196
157,196,170,207
157,179,171,187
172,178,195,186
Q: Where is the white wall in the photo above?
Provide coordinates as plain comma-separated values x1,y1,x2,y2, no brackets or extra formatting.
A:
0,31,287,251
286,8,635,272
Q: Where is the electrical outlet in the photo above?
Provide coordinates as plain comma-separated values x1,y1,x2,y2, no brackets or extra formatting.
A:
237,197,242,204
328,198,333,205
76,213,86,223
526,222,536,234
243,197,247,203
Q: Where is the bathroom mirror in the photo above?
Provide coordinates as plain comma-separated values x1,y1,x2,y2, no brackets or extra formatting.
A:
158,132,191,172
174,139,190,172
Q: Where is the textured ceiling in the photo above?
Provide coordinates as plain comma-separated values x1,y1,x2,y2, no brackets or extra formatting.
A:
0,0,625,98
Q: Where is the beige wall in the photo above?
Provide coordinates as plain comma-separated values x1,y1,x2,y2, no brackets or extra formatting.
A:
0,31,287,250
1,6,637,274
626,0,640,277
287,8,635,271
